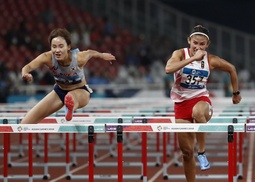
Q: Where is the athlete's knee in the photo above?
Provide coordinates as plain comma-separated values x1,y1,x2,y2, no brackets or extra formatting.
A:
181,148,194,161
78,96,90,108
192,108,205,121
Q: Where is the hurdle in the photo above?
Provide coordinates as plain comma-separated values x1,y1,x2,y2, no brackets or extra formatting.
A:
0,122,247,182
0,113,249,181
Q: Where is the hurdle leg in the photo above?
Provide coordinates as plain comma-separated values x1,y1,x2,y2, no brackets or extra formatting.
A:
28,133,33,182
88,126,94,182
233,132,237,180
65,133,71,179
237,132,243,179
19,133,24,157
94,133,98,157
7,133,11,167
43,133,50,180
142,132,147,182
167,133,171,156
35,133,40,157
162,132,168,179
228,125,234,182
173,133,181,166
3,133,9,182
156,133,160,152
110,132,114,144
117,125,123,182
72,133,77,166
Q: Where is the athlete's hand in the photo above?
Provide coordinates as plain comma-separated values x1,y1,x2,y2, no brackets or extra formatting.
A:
102,53,116,64
22,73,33,83
232,94,242,104
193,50,206,61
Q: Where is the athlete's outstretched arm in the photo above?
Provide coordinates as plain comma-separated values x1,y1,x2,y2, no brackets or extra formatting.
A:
79,50,116,66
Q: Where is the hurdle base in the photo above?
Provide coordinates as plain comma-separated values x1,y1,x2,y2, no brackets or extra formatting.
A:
66,174,143,180
163,174,228,180
43,174,50,180
237,175,243,179
173,161,229,167
0,174,50,180
94,161,159,167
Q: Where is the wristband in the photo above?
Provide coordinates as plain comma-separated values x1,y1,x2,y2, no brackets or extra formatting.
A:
232,91,240,96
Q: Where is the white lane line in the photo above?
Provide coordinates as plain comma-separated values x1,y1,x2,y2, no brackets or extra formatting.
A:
246,133,254,182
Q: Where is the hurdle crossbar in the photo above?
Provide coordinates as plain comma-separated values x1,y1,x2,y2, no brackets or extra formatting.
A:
0,123,246,133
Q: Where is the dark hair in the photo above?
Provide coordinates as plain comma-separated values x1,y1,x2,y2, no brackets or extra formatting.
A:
189,25,210,40
48,28,72,46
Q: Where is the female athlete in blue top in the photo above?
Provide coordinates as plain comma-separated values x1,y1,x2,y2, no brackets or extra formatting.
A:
21,28,116,123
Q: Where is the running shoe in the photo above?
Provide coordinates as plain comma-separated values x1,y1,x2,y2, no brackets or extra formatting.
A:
64,94,74,121
197,154,210,171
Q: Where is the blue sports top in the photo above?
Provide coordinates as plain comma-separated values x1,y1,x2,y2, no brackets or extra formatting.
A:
50,48,85,85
